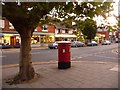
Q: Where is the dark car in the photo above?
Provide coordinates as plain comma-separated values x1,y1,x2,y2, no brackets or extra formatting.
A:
0,45,12,49
87,41,98,46
101,40,111,45
48,42,58,49
71,41,85,47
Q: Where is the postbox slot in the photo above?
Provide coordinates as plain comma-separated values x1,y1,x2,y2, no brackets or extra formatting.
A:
63,49,65,53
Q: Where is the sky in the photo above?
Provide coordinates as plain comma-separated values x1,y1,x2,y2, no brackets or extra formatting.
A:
94,1,118,27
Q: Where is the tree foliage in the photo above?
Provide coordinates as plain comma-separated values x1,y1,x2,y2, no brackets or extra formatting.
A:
59,2,113,41
81,19,97,41
2,2,65,34
2,1,113,83
2,2,66,83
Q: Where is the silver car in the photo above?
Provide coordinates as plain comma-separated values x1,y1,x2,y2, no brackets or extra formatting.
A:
48,42,58,49
87,41,98,46
71,41,85,47
102,40,111,45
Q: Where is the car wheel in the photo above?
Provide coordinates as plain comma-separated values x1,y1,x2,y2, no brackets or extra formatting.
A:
54,46,57,49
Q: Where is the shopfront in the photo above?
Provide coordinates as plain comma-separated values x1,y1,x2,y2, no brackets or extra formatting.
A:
32,32,55,46
2,33,14,45
0,33,3,45
1,32,55,47
95,33,106,43
1,33,20,47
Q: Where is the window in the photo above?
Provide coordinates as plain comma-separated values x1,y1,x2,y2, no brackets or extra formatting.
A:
42,25,48,32
43,25,47,30
58,29,61,33
0,20,4,28
9,22,14,29
65,30,69,33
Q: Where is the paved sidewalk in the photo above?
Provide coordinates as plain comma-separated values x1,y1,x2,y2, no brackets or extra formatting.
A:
2,60,118,88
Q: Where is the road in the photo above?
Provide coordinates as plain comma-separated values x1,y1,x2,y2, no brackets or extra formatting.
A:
1,43,118,65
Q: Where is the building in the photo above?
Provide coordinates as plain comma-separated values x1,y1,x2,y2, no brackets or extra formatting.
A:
0,18,20,47
1,18,56,47
96,27,109,43
32,24,55,46
114,28,120,43
55,25,77,41
1,18,77,47
96,27,117,43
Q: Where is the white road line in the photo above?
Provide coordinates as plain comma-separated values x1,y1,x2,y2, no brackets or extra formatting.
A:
111,49,118,55
71,58,76,60
110,65,118,72
0,55,6,58
72,56,83,60
77,56,82,59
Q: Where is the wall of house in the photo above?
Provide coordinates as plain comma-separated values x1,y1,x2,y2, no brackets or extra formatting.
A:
55,27,77,41
2,19,56,47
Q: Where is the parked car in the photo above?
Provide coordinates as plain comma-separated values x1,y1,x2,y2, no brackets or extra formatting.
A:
14,45,21,48
87,41,98,46
48,42,58,49
0,43,12,49
115,38,119,43
0,45,12,49
71,41,85,47
102,40,111,45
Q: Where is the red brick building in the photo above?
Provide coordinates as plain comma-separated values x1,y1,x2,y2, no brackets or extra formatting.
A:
32,24,56,46
96,27,110,43
1,18,56,47
1,18,77,47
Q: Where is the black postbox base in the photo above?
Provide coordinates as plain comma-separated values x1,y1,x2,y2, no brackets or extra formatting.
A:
58,62,71,69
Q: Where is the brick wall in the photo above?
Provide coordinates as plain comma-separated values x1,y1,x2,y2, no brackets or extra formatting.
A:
35,24,55,33
3,19,55,33
97,32,109,39
48,25,55,33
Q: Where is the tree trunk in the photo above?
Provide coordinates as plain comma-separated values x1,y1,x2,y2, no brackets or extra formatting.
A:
18,30,35,81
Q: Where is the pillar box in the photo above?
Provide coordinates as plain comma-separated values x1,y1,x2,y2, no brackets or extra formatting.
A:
58,41,71,69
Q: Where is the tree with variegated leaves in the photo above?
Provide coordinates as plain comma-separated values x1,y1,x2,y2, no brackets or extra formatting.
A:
2,2,65,83
57,2,113,41
2,1,113,84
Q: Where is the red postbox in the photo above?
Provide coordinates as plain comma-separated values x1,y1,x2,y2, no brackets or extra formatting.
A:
58,41,71,69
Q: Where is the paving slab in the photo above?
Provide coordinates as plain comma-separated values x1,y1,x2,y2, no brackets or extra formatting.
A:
2,61,118,88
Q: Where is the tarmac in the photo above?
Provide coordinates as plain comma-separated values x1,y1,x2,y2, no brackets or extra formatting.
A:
1,45,119,89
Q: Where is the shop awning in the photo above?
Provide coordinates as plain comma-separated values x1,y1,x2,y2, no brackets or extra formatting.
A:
3,34,14,37
33,32,54,35
55,34,77,38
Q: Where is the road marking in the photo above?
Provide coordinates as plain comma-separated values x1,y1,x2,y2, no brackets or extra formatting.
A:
96,61,106,64
110,65,118,72
112,49,118,55
77,56,82,59
71,56,83,60
71,58,76,60
0,55,6,57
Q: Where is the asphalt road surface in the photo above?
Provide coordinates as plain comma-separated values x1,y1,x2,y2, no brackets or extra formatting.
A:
1,43,118,65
